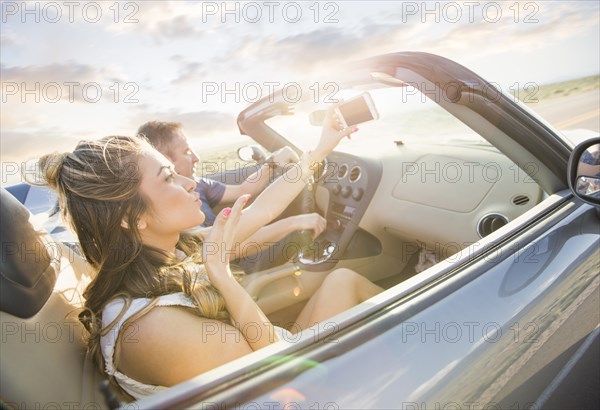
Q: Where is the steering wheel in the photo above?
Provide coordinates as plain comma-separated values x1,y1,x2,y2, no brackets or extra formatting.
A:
238,145,336,264
276,156,335,265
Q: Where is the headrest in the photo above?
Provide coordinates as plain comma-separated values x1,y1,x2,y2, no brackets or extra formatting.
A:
1,187,59,318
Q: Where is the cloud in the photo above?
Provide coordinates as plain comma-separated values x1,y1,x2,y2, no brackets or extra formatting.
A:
1,62,128,104
156,14,206,41
226,28,363,78
0,31,18,47
0,126,102,186
275,28,361,60
405,2,600,58
171,60,206,85
217,1,599,80
223,22,424,80
512,4,599,42
0,128,92,162
2,62,114,82
128,109,238,137
2,0,597,171
0,106,240,164
105,2,211,43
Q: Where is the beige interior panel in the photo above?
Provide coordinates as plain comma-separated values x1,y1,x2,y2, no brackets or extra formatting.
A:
391,153,497,212
244,263,329,315
356,142,542,263
1,243,106,409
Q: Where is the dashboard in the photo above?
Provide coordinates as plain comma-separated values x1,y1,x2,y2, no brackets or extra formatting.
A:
298,152,383,270
304,141,543,272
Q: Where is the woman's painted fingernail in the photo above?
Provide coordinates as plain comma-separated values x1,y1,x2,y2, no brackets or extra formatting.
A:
353,127,359,132
223,207,232,217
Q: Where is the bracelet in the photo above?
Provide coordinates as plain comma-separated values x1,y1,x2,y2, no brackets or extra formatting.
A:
298,150,317,184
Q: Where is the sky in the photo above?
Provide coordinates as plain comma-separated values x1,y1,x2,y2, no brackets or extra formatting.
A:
1,0,599,185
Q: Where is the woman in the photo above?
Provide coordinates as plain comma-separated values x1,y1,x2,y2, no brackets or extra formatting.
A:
38,111,383,399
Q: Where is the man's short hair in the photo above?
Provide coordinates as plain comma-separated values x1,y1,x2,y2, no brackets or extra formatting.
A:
137,121,182,157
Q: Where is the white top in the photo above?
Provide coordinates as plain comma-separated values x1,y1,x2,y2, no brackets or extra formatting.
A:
100,292,292,399
100,292,195,398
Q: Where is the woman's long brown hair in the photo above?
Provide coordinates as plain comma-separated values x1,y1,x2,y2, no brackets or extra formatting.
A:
38,136,234,395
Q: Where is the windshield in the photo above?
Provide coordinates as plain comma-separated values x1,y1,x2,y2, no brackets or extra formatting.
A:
265,85,487,153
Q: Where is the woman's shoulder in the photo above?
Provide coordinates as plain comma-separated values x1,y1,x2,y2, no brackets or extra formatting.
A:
117,297,245,363
117,304,251,387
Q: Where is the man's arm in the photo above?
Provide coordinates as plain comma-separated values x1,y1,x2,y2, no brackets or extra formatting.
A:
219,163,272,202
219,147,299,203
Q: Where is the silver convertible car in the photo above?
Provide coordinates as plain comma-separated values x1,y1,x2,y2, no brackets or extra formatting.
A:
1,52,599,409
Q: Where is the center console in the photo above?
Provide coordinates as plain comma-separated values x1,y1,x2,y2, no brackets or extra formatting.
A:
297,152,383,270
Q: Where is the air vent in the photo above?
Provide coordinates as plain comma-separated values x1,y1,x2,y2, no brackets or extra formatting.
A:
512,194,530,206
338,164,348,179
477,213,509,238
349,166,362,183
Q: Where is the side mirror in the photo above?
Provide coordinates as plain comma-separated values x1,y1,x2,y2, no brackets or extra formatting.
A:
237,145,267,163
568,137,600,206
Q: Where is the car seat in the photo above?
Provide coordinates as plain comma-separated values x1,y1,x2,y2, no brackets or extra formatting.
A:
0,187,107,409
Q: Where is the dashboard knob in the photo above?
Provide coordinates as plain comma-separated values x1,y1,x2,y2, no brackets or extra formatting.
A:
334,219,343,231
333,184,342,195
352,188,364,201
340,186,352,198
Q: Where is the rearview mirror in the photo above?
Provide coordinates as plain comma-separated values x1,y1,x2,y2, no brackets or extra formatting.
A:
237,145,267,163
568,137,600,205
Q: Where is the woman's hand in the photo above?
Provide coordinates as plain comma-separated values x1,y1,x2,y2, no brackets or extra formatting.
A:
292,213,327,239
201,193,280,349
202,194,250,288
313,105,358,161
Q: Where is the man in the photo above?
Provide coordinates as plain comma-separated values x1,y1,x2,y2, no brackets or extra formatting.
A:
137,121,326,267
137,121,299,226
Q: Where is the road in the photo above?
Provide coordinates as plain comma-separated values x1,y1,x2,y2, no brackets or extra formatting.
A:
527,89,600,134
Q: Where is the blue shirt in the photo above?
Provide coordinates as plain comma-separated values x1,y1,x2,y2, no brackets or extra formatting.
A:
195,178,226,227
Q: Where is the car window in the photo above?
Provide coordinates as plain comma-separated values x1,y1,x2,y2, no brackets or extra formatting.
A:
265,85,488,153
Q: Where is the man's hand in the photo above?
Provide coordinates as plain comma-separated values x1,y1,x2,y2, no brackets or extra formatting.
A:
221,147,299,203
